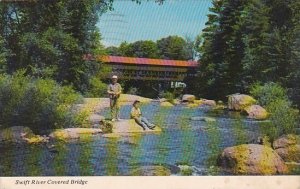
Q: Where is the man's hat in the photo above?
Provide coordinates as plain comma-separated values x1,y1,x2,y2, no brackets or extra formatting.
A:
112,75,118,79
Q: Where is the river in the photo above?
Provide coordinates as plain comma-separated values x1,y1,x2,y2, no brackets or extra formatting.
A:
0,102,266,176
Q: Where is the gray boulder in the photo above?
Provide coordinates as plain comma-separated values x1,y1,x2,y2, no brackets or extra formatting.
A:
182,94,196,103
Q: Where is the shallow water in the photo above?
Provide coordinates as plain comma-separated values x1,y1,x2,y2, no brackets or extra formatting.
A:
0,102,268,176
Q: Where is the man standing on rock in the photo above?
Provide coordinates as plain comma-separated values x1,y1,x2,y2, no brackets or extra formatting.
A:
107,75,122,121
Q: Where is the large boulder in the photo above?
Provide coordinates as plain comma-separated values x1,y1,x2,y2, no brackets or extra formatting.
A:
244,105,269,120
130,166,171,176
49,128,102,141
273,135,300,163
182,94,196,103
0,126,49,144
228,94,256,111
217,144,288,175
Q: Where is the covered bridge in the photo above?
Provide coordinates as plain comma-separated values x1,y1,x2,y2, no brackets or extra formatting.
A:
98,55,199,82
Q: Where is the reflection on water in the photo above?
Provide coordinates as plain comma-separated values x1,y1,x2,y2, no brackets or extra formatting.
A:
0,103,273,176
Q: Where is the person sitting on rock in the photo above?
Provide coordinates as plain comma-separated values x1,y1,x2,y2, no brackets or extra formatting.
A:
130,100,156,130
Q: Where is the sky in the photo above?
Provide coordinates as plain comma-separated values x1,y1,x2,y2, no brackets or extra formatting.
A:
97,0,212,47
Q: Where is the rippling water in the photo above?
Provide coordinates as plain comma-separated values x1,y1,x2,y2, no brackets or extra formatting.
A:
0,102,265,176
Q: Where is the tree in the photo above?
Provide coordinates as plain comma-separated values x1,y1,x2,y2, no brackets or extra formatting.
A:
157,35,192,60
0,0,113,92
196,0,300,107
0,36,7,72
197,0,249,99
240,0,272,88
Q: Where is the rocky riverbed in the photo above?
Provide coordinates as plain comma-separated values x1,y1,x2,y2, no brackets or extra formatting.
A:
0,94,299,176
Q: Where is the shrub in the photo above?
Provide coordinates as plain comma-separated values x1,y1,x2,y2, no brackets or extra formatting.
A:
161,91,175,104
85,76,107,97
99,120,113,133
250,82,299,142
0,72,82,134
250,82,288,106
266,99,298,140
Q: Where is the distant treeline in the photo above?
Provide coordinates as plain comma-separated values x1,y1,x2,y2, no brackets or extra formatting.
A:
106,35,195,61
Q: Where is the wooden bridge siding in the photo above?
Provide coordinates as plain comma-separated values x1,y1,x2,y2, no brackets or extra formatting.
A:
104,63,195,81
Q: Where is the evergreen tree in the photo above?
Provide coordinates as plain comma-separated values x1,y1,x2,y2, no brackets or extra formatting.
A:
197,0,300,107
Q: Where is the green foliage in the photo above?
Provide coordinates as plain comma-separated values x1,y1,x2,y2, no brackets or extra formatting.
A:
161,91,175,104
157,35,193,60
197,0,300,106
85,76,107,97
99,120,113,133
251,82,299,142
0,1,110,92
0,72,82,134
266,99,298,140
250,82,288,106
0,36,7,72
106,35,194,60
116,40,159,58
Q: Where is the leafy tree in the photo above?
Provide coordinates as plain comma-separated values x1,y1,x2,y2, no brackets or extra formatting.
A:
107,35,194,60
106,46,122,56
0,0,113,92
111,40,159,58
130,40,159,58
157,35,192,60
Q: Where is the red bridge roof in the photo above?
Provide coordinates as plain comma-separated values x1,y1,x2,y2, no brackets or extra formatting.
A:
99,55,199,67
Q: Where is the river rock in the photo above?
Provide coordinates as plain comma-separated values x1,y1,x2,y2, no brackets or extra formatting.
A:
49,128,102,140
202,99,217,107
160,101,174,107
194,100,203,105
0,126,48,144
177,165,193,175
275,145,300,163
119,94,152,105
273,135,300,163
244,105,269,120
182,94,196,103
217,144,288,175
112,119,162,134
228,94,256,111
273,134,300,149
186,103,199,108
191,116,216,122
130,166,171,176
173,99,181,105
159,98,167,102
